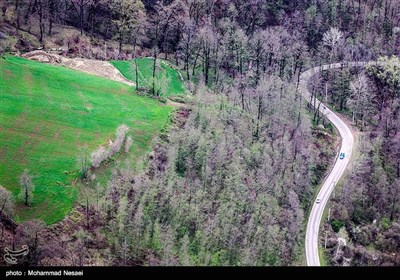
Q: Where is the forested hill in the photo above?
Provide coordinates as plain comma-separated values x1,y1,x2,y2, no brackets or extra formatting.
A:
1,1,399,64
0,0,399,267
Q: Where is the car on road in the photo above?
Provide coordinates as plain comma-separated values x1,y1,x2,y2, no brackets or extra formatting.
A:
339,152,345,159
316,198,321,204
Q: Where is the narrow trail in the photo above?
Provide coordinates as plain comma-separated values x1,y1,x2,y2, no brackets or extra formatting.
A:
300,62,369,266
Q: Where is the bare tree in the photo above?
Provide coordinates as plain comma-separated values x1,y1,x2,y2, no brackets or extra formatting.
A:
0,186,14,217
71,0,94,35
130,59,140,91
179,19,197,80
15,220,45,265
47,0,58,36
109,0,145,55
152,67,171,97
77,147,90,179
0,186,14,241
19,169,34,206
36,0,46,43
323,28,343,48
347,73,376,130
322,27,344,61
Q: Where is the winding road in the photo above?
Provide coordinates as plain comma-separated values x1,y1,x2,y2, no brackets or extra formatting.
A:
300,62,368,266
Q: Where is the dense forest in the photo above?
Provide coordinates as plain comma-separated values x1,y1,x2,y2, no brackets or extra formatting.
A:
0,0,399,266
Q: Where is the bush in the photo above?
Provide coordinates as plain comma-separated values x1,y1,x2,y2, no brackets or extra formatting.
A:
331,219,345,233
381,217,391,231
136,87,150,94
90,125,129,168
112,125,129,153
124,136,132,153
168,95,187,104
91,146,107,168
54,37,65,46
158,97,167,103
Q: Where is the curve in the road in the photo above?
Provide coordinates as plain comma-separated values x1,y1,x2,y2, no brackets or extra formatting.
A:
300,62,369,266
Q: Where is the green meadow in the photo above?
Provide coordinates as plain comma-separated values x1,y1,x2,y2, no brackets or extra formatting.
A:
0,56,172,224
111,58,185,96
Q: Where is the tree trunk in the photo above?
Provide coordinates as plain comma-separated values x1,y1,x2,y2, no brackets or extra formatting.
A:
48,21,53,36
39,18,44,43
15,0,20,32
12,233,15,251
186,54,190,80
254,94,262,140
240,84,245,111
119,33,123,54
204,46,210,85
175,51,179,67
256,56,260,85
80,9,84,35
390,197,397,221
25,187,28,206
135,60,139,91
152,51,157,96
48,0,54,36
86,196,90,229
25,0,37,26
192,48,200,78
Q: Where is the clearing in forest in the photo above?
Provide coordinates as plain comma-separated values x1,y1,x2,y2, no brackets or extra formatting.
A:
111,58,185,96
0,55,172,224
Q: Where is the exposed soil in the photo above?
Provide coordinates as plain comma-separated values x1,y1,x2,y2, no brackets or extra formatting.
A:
20,51,192,109
22,50,135,87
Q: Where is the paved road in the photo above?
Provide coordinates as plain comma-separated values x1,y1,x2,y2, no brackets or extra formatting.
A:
300,62,368,266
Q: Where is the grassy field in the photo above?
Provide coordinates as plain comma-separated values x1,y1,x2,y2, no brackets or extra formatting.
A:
0,56,172,224
111,58,185,96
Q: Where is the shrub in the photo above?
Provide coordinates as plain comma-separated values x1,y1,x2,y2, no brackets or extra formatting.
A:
168,95,187,104
331,219,345,233
54,37,65,46
125,136,133,153
110,125,129,155
158,97,167,103
381,217,391,231
91,146,107,168
91,125,129,168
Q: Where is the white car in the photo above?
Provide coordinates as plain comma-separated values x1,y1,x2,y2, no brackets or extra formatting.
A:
316,198,321,204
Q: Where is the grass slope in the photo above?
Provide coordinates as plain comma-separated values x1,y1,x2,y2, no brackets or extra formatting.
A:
111,58,185,96
0,56,172,224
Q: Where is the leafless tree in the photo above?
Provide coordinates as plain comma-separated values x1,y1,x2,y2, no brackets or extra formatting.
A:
19,169,34,206
0,186,14,241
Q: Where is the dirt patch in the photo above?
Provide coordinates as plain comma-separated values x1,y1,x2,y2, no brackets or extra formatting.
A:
4,69,13,79
23,66,34,98
22,50,135,87
13,111,28,128
14,140,30,165
0,148,7,160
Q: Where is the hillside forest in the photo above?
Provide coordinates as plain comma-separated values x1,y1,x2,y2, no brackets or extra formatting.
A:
0,0,399,266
